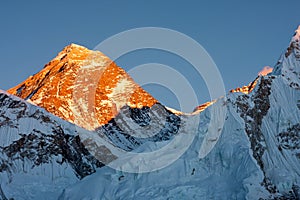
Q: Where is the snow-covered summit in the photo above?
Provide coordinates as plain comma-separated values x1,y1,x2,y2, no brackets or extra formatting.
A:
293,25,300,42
8,44,157,130
287,25,300,58
271,26,300,89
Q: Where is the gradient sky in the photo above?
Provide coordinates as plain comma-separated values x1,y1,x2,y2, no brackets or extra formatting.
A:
1,1,300,111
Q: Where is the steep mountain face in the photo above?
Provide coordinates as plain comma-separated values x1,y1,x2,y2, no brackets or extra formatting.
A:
2,27,300,199
0,91,103,199
272,25,300,89
8,44,157,129
229,76,259,94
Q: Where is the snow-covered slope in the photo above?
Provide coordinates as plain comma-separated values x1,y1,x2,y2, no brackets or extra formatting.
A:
0,91,103,199
272,25,300,90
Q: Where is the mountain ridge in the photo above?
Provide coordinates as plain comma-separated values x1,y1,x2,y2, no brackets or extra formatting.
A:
7,42,267,128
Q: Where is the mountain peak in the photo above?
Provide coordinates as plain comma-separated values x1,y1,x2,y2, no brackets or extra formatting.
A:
60,43,90,56
8,44,157,129
53,43,95,63
67,43,85,48
270,25,300,88
284,26,300,58
293,25,300,41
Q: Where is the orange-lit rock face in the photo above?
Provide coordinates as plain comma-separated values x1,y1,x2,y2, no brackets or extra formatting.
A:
194,77,260,112
8,44,157,129
193,101,214,112
229,77,259,95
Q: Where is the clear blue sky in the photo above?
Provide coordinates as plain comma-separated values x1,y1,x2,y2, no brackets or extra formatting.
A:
1,1,300,111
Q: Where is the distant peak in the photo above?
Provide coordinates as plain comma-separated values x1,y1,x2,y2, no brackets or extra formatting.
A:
7,43,158,129
53,43,101,64
63,43,88,51
270,26,300,88
258,66,273,76
62,43,89,53
230,76,259,95
293,25,300,41
69,43,85,47
284,26,300,58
